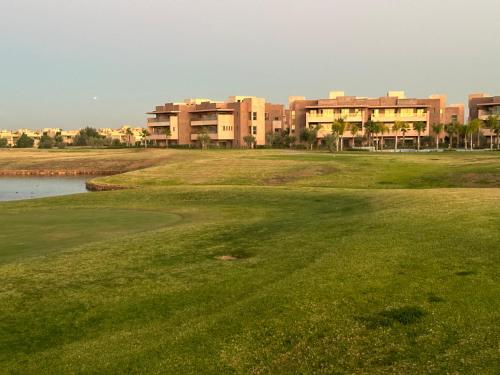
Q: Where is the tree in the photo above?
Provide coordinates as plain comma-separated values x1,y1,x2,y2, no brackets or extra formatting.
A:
284,134,297,149
468,119,482,150
141,128,149,148
400,122,410,149
484,116,498,150
364,120,378,149
337,118,346,151
445,122,458,149
197,127,211,150
38,134,55,149
378,123,389,151
432,123,444,150
331,122,343,151
162,127,172,148
16,133,34,148
350,124,360,147
300,125,321,150
125,127,134,147
488,116,500,150
266,132,285,148
392,121,404,152
243,135,256,149
0,138,8,148
413,122,427,151
323,134,336,153
54,134,65,148
74,127,103,146
457,124,467,149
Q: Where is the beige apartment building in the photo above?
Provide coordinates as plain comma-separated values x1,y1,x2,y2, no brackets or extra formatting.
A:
289,91,464,147
146,96,285,147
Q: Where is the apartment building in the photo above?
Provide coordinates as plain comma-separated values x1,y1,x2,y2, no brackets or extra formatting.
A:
468,93,500,141
469,93,500,121
289,91,464,147
146,96,285,147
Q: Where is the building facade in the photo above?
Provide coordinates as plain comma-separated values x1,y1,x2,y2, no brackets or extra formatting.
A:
288,91,464,147
468,93,500,121
146,97,285,147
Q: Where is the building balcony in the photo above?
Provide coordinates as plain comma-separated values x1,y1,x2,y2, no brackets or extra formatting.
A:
191,119,218,126
371,114,427,122
190,132,234,141
148,134,177,141
306,113,363,123
190,133,218,141
147,118,171,126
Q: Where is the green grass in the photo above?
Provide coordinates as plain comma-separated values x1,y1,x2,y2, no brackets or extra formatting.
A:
0,150,499,374
95,150,500,189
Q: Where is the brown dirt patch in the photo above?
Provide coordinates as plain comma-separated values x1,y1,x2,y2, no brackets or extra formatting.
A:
216,255,239,261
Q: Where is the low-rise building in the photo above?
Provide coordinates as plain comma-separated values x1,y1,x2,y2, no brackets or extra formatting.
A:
469,93,499,139
289,91,464,147
146,96,285,147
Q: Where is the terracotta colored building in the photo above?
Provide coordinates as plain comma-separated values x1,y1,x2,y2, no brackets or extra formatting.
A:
468,93,500,121
288,91,464,147
146,97,285,147
468,93,500,142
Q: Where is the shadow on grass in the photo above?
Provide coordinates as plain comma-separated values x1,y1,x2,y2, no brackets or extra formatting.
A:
455,270,476,276
360,306,426,329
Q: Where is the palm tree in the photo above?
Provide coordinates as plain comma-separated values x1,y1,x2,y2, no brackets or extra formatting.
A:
331,122,342,151
125,127,133,147
413,122,427,151
485,116,498,150
492,116,500,150
467,120,482,150
162,126,172,148
378,123,389,151
350,123,360,147
432,123,444,151
392,121,404,152
364,121,377,150
476,119,484,148
337,118,346,151
445,123,456,149
400,123,410,150
141,128,149,148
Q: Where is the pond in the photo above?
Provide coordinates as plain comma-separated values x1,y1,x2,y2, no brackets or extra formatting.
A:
0,176,90,202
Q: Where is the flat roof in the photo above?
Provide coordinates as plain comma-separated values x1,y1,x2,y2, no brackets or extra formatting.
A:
477,102,500,107
306,104,429,109
146,110,180,114
189,108,234,113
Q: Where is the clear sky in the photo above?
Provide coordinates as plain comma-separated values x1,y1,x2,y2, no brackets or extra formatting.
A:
1,0,499,129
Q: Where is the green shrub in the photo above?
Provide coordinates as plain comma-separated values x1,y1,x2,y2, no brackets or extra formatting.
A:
16,133,34,148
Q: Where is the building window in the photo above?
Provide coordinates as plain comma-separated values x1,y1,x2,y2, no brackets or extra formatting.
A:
253,112,257,121
265,112,269,120
248,112,252,120
451,115,458,122
253,126,257,134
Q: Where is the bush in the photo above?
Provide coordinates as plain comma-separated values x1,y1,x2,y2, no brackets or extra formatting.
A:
0,138,8,148
74,127,105,146
39,134,55,149
16,133,34,148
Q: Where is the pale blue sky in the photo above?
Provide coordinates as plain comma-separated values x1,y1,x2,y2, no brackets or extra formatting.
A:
1,0,499,129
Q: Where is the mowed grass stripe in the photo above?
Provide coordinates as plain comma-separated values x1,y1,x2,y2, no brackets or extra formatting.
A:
0,185,498,373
